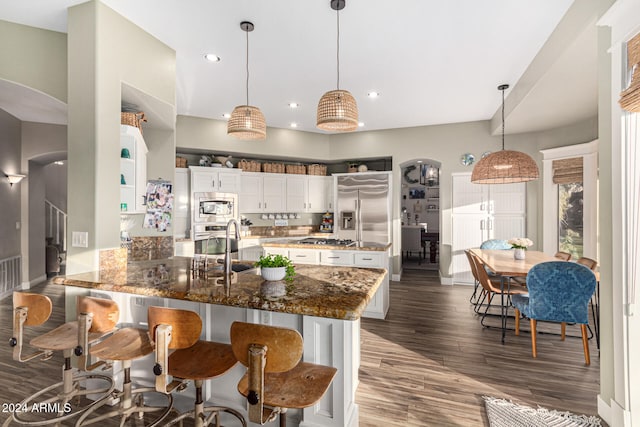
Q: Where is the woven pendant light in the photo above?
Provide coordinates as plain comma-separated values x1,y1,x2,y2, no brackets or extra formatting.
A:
316,0,358,132
228,21,266,140
471,85,539,184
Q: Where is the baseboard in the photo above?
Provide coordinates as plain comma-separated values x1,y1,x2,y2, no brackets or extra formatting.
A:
440,276,453,285
391,273,402,282
21,274,47,290
597,394,611,426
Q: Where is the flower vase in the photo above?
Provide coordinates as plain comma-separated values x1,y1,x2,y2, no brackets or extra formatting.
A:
514,248,526,260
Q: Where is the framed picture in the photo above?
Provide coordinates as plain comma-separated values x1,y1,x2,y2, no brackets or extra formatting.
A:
409,188,425,199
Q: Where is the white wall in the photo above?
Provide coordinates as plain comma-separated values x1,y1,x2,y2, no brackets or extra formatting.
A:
0,109,22,261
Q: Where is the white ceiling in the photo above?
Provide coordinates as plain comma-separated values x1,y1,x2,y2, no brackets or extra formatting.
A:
0,0,598,135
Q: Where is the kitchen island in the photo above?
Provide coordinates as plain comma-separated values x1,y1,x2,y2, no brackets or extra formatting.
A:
54,257,386,427
261,239,391,319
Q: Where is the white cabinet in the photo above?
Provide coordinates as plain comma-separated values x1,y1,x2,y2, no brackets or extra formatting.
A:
120,125,148,213
288,249,320,265
451,172,526,284
239,172,286,213
320,251,352,266
190,166,241,194
174,168,190,218
286,175,332,213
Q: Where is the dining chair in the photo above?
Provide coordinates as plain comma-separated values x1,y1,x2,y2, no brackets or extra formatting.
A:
554,251,572,261
401,226,423,264
469,252,528,322
479,239,512,250
577,256,598,271
511,261,597,365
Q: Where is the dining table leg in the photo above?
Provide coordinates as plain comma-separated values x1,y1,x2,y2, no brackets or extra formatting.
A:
500,275,507,344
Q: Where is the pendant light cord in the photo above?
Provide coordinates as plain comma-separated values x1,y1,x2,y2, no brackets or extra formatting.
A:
501,86,505,151
245,28,250,106
336,6,340,90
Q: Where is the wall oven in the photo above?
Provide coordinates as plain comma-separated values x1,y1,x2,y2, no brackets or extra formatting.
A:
193,192,238,224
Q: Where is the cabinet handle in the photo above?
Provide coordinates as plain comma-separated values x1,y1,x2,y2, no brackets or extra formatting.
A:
258,202,261,209
265,202,267,209
488,220,493,230
361,257,373,261
480,220,485,230
212,179,216,189
480,202,485,211
309,203,312,209
295,255,306,258
327,256,340,259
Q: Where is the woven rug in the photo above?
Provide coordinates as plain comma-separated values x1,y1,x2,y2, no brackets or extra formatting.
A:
484,396,602,427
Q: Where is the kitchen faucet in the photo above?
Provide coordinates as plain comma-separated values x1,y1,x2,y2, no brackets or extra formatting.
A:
216,219,240,285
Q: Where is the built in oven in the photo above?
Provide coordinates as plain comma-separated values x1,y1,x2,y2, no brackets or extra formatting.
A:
193,192,238,224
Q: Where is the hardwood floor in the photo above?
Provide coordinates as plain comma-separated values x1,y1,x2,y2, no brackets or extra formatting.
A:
358,269,602,426
0,270,602,426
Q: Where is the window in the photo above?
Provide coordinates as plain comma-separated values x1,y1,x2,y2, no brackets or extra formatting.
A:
558,182,584,258
540,141,598,260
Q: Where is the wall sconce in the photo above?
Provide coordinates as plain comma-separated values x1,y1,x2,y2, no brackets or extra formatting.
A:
6,173,26,187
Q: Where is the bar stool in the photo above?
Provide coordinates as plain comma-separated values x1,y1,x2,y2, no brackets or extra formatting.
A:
229,322,337,427
74,316,173,426
6,292,117,426
148,306,246,427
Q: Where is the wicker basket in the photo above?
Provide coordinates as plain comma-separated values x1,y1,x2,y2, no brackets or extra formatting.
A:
262,162,285,173
307,164,327,176
175,156,188,168
238,159,261,172
121,112,146,134
286,164,306,175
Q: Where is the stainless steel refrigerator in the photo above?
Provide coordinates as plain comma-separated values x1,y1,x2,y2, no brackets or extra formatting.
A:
336,172,392,245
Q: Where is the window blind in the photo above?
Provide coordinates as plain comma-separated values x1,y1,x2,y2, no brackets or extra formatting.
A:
552,157,583,184
619,32,640,112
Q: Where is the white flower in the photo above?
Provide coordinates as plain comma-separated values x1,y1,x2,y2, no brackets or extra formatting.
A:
508,237,533,250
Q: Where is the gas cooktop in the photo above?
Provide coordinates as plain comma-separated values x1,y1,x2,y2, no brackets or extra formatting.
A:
298,238,356,247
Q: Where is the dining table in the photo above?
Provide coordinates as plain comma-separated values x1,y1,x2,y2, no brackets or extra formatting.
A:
470,248,556,343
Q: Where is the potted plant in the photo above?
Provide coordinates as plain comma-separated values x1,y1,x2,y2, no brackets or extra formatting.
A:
254,254,295,282
508,237,534,260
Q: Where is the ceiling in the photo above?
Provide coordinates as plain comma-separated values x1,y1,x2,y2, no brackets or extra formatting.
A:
0,0,599,135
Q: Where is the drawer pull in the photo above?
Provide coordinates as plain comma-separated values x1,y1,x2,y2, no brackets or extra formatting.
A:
327,256,340,259
361,258,373,261
295,255,307,258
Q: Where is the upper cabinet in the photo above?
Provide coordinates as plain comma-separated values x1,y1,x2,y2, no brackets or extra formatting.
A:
285,175,332,213
190,166,241,194
120,125,148,213
239,172,286,213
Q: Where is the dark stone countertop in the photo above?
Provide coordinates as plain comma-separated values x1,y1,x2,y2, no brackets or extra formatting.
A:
53,257,386,321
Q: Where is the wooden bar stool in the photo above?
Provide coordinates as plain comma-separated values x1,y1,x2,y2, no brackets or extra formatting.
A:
6,293,117,426
230,322,337,427
74,313,173,426
148,306,245,427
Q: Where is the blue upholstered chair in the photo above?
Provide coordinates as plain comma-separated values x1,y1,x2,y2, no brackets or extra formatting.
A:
480,239,512,250
511,261,597,365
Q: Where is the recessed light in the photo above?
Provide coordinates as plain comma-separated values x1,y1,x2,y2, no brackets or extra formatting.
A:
288,102,299,109
204,54,221,62
290,123,298,128
367,92,380,98
358,122,365,127
54,161,64,165
222,113,231,119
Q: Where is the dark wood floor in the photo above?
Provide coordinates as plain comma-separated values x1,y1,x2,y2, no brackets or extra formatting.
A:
0,270,602,426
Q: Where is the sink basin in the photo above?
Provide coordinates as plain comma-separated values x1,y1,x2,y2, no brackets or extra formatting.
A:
232,263,259,275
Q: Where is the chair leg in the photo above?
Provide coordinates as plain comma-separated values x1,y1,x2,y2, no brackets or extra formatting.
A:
514,309,520,335
530,319,537,358
581,324,591,365
561,322,566,340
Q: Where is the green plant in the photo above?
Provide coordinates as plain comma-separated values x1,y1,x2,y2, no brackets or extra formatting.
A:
254,254,295,282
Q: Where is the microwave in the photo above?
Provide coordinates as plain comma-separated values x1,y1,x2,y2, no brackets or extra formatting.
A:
193,192,238,224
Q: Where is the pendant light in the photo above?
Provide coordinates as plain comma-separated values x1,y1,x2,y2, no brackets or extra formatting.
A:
316,0,358,132
227,21,266,140
471,84,539,184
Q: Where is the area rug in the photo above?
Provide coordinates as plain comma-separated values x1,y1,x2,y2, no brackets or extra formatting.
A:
483,396,602,427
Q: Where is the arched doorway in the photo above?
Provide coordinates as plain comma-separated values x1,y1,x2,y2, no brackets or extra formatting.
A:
399,159,440,271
